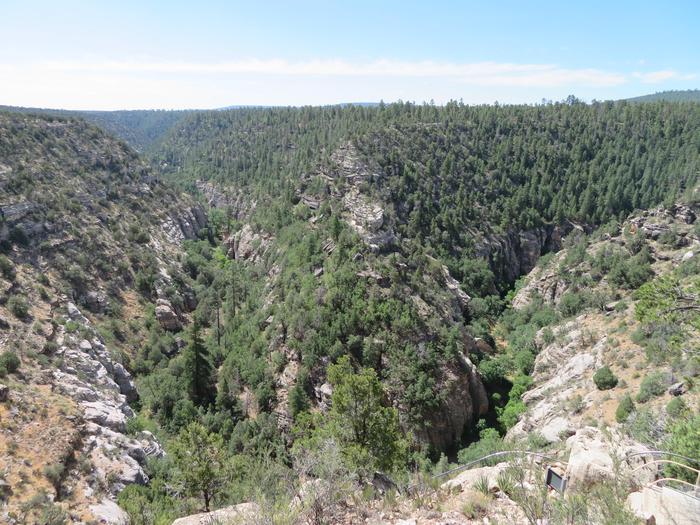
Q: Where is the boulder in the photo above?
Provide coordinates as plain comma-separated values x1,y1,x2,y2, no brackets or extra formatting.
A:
668,382,686,396
565,428,615,489
0,383,8,402
83,291,108,313
83,401,128,433
441,462,510,493
627,486,700,525
90,499,129,524
171,502,261,525
564,427,654,490
155,299,182,331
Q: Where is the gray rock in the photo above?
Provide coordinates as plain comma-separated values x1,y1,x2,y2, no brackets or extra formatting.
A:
112,362,137,402
155,299,181,331
83,401,127,432
89,499,129,524
668,382,686,396
225,223,273,263
83,291,108,313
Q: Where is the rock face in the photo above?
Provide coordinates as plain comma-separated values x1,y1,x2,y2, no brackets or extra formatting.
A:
54,301,163,498
315,143,398,252
511,252,569,309
90,498,131,524
225,223,273,263
155,298,182,331
564,427,653,491
627,486,700,525
171,502,261,525
342,189,396,251
475,221,579,287
160,205,208,245
413,353,489,452
507,318,605,444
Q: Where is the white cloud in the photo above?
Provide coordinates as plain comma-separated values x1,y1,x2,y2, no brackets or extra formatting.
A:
0,58,695,110
633,70,698,84
41,58,626,87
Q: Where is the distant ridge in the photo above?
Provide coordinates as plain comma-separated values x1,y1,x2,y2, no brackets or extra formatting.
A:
625,89,700,103
0,105,195,151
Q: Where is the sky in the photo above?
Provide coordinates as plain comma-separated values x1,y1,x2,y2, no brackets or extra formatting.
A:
1,0,698,110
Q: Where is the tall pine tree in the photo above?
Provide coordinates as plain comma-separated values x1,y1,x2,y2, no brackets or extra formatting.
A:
182,319,214,407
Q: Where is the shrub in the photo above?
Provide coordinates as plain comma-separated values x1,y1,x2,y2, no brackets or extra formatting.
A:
0,351,20,374
43,463,65,494
0,255,14,279
558,291,588,317
666,397,689,420
636,372,668,403
615,394,635,423
665,414,700,483
7,295,29,318
593,366,618,390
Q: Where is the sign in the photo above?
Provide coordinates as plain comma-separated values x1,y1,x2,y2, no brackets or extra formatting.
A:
546,467,567,493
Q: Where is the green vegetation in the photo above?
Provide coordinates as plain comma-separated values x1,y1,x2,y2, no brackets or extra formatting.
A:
0,351,20,377
665,414,700,483
626,89,700,103
5,101,700,523
171,422,227,512
294,356,407,476
615,394,635,423
636,372,669,403
7,295,29,318
593,366,618,391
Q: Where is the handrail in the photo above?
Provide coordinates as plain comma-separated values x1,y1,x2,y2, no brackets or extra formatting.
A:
430,450,561,482
630,459,700,477
625,450,700,467
645,477,700,495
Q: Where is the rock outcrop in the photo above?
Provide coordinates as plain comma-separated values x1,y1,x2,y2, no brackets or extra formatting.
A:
155,298,182,332
171,502,261,525
564,427,653,490
54,301,163,499
507,318,606,444
475,221,580,287
225,223,273,263
160,205,208,245
627,485,700,525
412,352,489,451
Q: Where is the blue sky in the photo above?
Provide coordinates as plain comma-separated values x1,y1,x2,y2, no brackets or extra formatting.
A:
1,0,698,109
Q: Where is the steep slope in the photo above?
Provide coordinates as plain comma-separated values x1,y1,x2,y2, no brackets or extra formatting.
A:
0,112,206,522
154,100,700,290
506,199,700,445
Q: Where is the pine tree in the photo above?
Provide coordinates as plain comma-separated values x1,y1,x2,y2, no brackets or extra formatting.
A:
182,319,214,407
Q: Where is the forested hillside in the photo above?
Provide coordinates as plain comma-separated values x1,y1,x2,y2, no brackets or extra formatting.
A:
117,99,700,521
626,89,700,103
0,106,194,151
2,100,700,524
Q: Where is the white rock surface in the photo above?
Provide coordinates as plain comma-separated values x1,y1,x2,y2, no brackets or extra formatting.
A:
564,427,654,490
90,498,130,524
171,502,261,525
54,301,163,497
627,486,700,525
